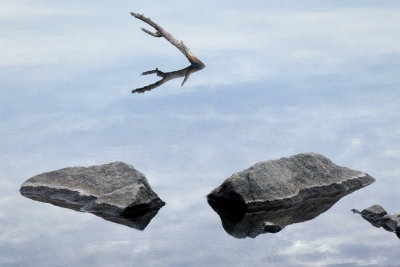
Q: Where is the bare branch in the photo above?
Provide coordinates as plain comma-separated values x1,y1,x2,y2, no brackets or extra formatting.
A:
181,68,191,86
130,12,205,67
142,68,163,76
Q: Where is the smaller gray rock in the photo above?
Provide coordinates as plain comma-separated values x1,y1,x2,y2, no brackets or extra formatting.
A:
360,205,388,227
20,162,165,229
362,205,388,217
354,204,400,237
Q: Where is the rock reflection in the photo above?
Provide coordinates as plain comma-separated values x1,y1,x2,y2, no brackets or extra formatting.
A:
22,193,163,230
208,193,351,239
132,64,204,94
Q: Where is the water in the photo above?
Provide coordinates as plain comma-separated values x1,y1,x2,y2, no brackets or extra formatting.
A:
1,1,400,266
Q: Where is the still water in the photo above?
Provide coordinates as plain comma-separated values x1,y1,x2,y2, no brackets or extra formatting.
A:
1,1,400,266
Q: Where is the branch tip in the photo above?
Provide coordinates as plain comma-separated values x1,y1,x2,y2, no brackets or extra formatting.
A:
130,12,204,66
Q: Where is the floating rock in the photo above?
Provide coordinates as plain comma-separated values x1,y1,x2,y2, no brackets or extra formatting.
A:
353,205,400,237
208,153,375,211
20,162,165,229
209,192,352,238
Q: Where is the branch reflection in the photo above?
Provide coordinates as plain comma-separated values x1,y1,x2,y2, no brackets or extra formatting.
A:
132,63,205,94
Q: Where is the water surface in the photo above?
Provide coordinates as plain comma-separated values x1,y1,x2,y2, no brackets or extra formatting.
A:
1,1,400,266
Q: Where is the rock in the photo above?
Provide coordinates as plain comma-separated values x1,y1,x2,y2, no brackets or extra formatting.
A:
209,192,351,238
208,153,375,211
362,205,388,217
20,162,165,229
355,205,400,237
360,205,388,227
381,215,400,233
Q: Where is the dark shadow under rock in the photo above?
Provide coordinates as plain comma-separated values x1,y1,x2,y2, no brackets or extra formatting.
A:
20,162,165,230
22,190,163,230
209,189,357,239
352,205,400,239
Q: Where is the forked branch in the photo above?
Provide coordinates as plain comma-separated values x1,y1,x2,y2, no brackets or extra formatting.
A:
130,12,205,67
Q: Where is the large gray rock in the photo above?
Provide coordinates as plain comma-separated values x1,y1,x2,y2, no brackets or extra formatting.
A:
20,162,165,229
208,153,375,211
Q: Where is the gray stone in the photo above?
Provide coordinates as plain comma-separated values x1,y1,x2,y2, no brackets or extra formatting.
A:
361,204,388,224
363,204,388,216
355,205,400,236
381,215,400,233
20,162,165,229
208,153,375,211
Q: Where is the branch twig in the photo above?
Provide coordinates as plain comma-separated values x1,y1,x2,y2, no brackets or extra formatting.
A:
130,12,205,67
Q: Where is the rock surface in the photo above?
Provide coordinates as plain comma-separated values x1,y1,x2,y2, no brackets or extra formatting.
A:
208,153,375,211
20,162,165,229
209,192,352,238
354,205,400,237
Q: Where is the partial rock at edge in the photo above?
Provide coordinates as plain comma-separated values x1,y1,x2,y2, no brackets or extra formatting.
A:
354,205,400,237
